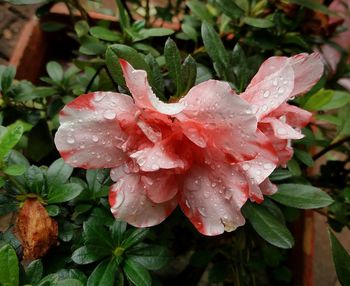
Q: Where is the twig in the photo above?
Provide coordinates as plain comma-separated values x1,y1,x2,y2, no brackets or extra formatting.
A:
312,135,350,160
85,65,104,93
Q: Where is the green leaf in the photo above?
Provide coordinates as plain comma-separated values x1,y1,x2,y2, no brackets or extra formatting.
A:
216,0,244,19
181,24,197,42
87,258,119,286
121,228,149,249
128,245,170,270
47,183,83,204
26,259,43,285
243,17,274,28
287,158,301,177
111,220,127,246
3,164,26,176
181,55,197,95
0,66,16,94
0,244,19,286
329,230,350,285
46,205,59,216
24,166,44,194
135,28,174,41
242,203,294,249
90,27,122,42
164,38,182,97
47,61,63,83
72,246,109,265
187,0,214,23
75,20,90,38
56,279,84,286
201,22,229,79
230,43,249,91
6,150,29,168
115,0,131,31
294,149,314,167
304,89,333,111
271,184,334,209
79,36,106,56
321,91,350,110
84,220,113,249
0,124,24,160
47,158,73,186
124,259,151,286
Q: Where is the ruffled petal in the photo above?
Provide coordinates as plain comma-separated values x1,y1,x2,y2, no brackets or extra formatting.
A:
269,103,312,128
55,92,136,169
179,80,259,161
119,59,185,115
129,141,185,172
241,59,295,120
288,53,324,97
109,173,177,227
179,164,248,236
260,178,278,196
261,117,304,140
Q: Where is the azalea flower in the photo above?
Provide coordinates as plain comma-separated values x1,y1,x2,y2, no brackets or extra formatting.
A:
55,54,322,236
240,53,324,166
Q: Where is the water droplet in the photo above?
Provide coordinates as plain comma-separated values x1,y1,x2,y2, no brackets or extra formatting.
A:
211,182,217,188
273,78,278,86
104,110,116,120
204,191,210,198
80,145,85,149
67,137,75,144
262,105,268,112
263,163,273,170
106,157,112,162
92,135,99,142
263,90,270,98
185,200,191,209
242,164,250,171
278,87,285,94
138,158,146,166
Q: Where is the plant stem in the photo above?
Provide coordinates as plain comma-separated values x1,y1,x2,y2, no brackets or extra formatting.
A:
312,135,350,160
85,65,104,93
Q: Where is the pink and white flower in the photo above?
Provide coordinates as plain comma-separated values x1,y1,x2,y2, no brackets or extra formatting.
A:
55,54,323,235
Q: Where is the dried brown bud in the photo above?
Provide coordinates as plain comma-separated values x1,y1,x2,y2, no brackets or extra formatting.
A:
16,198,58,260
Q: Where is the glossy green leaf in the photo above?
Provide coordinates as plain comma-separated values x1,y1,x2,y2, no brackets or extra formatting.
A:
287,0,335,15
84,220,113,249
47,61,63,83
271,184,333,209
72,246,109,265
181,55,197,95
122,228,149,249
0,244,19,286
164,38,182,96
0,124,24,160
181,23,197,42
26,259,43,285
90,27,122,42
201,22,229,79
47,158,73,186
124,259,151,286
87,258,119,286
0,66,16,94
329,230,350,285
75,20,90,37
294,149,314,167
116,0,131,30
243,17,274,28
242,203,294,249
3,164,26,176
47,183,83,204
216,0,244,19
187,0,213,23
128,245,170,270
24,166,44,194
304,89,333,111
321,91,350,110
135,28,174,41
111,220,127,246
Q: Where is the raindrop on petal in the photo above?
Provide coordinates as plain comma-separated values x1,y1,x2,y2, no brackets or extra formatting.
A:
67,137,75,144
104,110,116,120
92,135,99,142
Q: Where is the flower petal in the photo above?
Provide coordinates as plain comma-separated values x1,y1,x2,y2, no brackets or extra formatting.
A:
241,59,295,120
130,141,185,172
259,178,278,195
269,103,312,128
109,173,177,227
288,53,324,97
179,80,259,160
179,164,248,236
55,92,136,169
261,117,303,140
119,59,185,115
